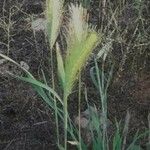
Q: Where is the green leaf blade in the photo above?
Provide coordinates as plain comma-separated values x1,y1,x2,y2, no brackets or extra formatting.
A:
56,43,65,88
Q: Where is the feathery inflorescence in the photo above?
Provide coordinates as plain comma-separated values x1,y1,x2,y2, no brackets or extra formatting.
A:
46,0,64,49
62,4,101,97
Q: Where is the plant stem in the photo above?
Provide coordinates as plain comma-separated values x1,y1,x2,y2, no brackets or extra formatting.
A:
63,94,68,150
50,44,60,147
95,59,108,150
78,75,82,150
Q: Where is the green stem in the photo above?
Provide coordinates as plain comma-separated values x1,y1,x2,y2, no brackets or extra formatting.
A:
50,45,60,147
78,75,82,150
63,94,68,150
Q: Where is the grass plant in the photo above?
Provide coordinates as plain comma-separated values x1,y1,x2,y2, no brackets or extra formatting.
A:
89,59,149,150
1,2,101,149
57,3,101,149
0,0,149,150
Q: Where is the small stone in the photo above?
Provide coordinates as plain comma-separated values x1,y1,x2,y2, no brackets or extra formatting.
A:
75,116,89,128
20,61,30,71
0,59,7,65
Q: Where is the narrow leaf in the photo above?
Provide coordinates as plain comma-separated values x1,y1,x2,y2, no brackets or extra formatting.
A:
18,76,63,105
56,43,65,88
0,53,33,78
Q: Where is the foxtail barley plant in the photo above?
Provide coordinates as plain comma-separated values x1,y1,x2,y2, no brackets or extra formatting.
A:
0,2,101,149
56,4,101,149
0,1,148,150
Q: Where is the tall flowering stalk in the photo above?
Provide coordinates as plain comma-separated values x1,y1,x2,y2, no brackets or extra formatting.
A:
56,4,101,149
